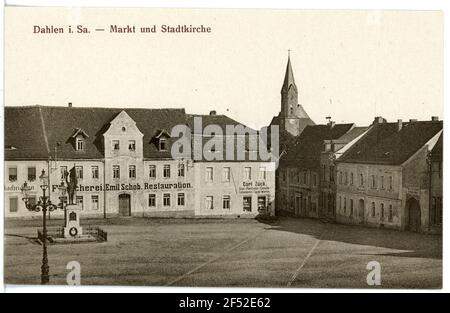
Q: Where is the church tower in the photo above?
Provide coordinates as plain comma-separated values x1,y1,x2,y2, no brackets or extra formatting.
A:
267,54,314,138
280,54,299,118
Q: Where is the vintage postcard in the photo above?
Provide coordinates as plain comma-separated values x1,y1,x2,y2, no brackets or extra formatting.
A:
3,6,443,292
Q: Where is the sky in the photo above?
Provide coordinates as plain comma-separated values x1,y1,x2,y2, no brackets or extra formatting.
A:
4,8,443,129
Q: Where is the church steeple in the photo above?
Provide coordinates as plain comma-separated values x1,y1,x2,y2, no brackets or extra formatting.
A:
281,53,299,118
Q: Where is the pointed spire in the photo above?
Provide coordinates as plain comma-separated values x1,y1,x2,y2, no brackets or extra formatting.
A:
282,51,297,92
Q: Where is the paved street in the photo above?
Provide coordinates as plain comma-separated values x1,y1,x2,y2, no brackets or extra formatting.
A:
4,217,442,288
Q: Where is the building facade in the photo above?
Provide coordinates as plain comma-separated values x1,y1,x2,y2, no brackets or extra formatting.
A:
4,106,275,219
335,117,443,233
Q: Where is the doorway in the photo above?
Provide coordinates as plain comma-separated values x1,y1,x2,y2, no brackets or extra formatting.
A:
119,194,131,216
358,199,365,223
407,198,421,232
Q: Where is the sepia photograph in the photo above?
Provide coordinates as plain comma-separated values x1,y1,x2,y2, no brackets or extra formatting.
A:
1,2,446,297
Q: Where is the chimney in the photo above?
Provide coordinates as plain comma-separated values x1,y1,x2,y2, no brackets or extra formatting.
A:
328,121,336,128
397,119,403,132
373,116,385,124
409,119,418,123
431,116,439,121
209,110,217,116
68,102,73,108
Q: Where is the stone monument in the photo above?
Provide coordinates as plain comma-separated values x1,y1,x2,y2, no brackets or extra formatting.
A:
63,166,83,238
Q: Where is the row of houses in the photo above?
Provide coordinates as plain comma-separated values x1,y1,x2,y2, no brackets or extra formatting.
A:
4,106,275,219
269,56,443,233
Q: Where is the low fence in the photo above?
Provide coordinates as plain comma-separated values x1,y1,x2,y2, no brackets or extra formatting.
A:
85,226,108,242
37,226,107,242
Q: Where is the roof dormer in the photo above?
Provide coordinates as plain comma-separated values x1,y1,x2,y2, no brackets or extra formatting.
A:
70,128,89,151
153,129,171,151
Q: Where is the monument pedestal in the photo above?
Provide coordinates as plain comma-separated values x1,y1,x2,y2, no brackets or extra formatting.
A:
63,204,83,238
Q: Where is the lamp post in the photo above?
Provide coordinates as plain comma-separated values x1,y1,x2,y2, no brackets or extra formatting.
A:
21,169,58,285
58,181,68,221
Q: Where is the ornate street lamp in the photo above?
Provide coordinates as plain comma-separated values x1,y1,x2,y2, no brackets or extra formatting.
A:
21,169,59,285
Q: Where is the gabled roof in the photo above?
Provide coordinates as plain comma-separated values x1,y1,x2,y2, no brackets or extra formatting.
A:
281,123,355,169
338,120,443,165
5,106,187,160
70,128,89,138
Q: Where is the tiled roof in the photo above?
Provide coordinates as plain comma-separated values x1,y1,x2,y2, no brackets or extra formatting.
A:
280,123,355,169
5,106,260,162
187,114,254,134
338,120,443,165
5,106,185,160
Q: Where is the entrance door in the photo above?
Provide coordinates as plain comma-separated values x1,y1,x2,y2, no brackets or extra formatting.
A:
407,198,421,232
119,194,131,216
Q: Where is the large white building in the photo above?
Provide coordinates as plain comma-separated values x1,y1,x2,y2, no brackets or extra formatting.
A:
4,105,275,219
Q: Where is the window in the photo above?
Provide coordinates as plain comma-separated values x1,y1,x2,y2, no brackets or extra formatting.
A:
8,167,17,182
9,197,18,213
163,193,171,207
91,166,99,179
27,167,36,181
243,196,252,212
360,174,364,186
389,176,393,190
343,198,347,213
205,196,214,210
223,167,231,182
282,170,286,182
178,163,185,177
329,166,335,182
350,173,354,186
205,167,213,182
259,167,267,180
350,199,354,216
76,196,84,209
128,140,136,151
112,140,120,151
163,165,171,178
372,202,376,218
339,196,342,211
258,196,267,212
149,165,156,179
322,165,327,181
371,175,376,188
431,197,442,225
60,166,67,180
76,138,84,151
159,138,167,151
380,203,385,220
148,194,156,207
91,195,99,210
113,165,120,179
129,165,136,179
381,176,384,189
177,193,185,206
388,205,393,222
344,172,348,185
303,172,308,184
313,174,317,186
75,166,83,179
223,195,231,209
339,172,342,185
244,167,252,180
